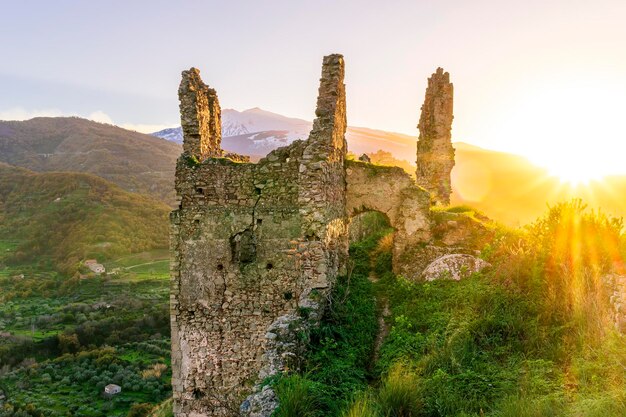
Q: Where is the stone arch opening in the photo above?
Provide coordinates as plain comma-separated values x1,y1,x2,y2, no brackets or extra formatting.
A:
346,160,431,277
348,210,394,244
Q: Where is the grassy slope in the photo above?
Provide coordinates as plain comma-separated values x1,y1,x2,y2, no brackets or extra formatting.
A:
275,207,626,417
0,117,180,205
0,163,170,273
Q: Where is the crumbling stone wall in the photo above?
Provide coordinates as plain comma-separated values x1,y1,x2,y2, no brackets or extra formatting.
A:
170,56,462,417
179,68,222,160
170,55,349,416
415,67,455,205
346,160,431,276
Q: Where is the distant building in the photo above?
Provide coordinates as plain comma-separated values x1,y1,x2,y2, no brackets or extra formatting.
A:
104,384,121,395
89,263,106,274
84,259,105,274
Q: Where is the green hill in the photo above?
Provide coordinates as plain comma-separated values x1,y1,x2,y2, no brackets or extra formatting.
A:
0,117,180,205
0,163,170,273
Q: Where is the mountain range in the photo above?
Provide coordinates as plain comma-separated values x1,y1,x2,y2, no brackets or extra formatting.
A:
2,110,626,227
152,107,418,161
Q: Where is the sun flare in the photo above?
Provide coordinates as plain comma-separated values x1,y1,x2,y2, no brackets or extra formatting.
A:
486,76,626,186
547,163,603,186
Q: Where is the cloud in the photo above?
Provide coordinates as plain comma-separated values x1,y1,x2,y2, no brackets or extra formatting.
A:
0,107,175,134
86,110,114,124
0,107,65,120
118,122,176,134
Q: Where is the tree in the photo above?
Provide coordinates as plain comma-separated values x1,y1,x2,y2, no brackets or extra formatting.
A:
126,403,153,417
57,333,80,354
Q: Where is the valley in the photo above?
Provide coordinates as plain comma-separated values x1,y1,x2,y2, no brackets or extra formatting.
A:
1,109,626,417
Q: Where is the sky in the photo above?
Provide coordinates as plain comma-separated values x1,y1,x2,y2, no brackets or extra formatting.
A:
2,0,626,180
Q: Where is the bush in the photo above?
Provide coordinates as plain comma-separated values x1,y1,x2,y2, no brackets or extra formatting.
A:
341,392,380,417
377,364,421,417
126,403,153,417
274,375,324,417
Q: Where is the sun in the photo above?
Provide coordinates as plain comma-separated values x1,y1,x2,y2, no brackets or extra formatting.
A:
484,75,625,185
547,163,602,187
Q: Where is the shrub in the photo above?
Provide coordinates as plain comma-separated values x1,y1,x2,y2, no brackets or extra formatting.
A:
341,392,380,417
274,375,324,417
377,364,421,417
126,403,153,417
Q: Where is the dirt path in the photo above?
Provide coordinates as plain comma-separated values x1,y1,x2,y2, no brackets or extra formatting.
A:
125,259,169,270
369,272,391,366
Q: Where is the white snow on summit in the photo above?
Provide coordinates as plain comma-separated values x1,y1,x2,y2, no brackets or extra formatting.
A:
151,107,418,161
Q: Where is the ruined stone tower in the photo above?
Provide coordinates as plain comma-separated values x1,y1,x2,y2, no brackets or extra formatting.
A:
415,67,454,205
170,55,349,416
179,68,222,160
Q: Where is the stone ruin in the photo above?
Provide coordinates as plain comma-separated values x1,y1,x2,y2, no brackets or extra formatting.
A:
170,55,457,416
416,67,455,205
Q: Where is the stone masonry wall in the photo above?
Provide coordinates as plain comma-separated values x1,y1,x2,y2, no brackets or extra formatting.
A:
170,55,349,417
346,160,431,278
170,55,458,417
415,67,455,205
179,68,222,160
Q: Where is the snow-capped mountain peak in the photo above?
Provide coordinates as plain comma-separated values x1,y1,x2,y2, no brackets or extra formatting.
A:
151,107,418,161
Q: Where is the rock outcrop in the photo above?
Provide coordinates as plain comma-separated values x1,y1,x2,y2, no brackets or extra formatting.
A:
415,67,455,205
422,254,490,281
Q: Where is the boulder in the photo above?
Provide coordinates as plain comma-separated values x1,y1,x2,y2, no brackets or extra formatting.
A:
422,254,490,281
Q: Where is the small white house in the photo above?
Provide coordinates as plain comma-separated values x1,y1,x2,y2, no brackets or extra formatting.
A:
85,259,106,274
88,263,106,274
104,384,121,395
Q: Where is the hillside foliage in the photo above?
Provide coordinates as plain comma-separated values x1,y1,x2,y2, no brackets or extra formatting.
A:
0,163,170,274
0,118,180,205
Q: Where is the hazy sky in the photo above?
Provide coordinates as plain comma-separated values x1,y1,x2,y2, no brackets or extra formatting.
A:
2,0,626,177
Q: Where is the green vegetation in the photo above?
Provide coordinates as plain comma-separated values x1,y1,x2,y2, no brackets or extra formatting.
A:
275,200,626,416
0,164,170,274
147,399,173,417
0,245,171,417
2,159,625,417
0,141,172,415
0,117,179,205
106,250,170,282
1,342,170,417
271,220,388,415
